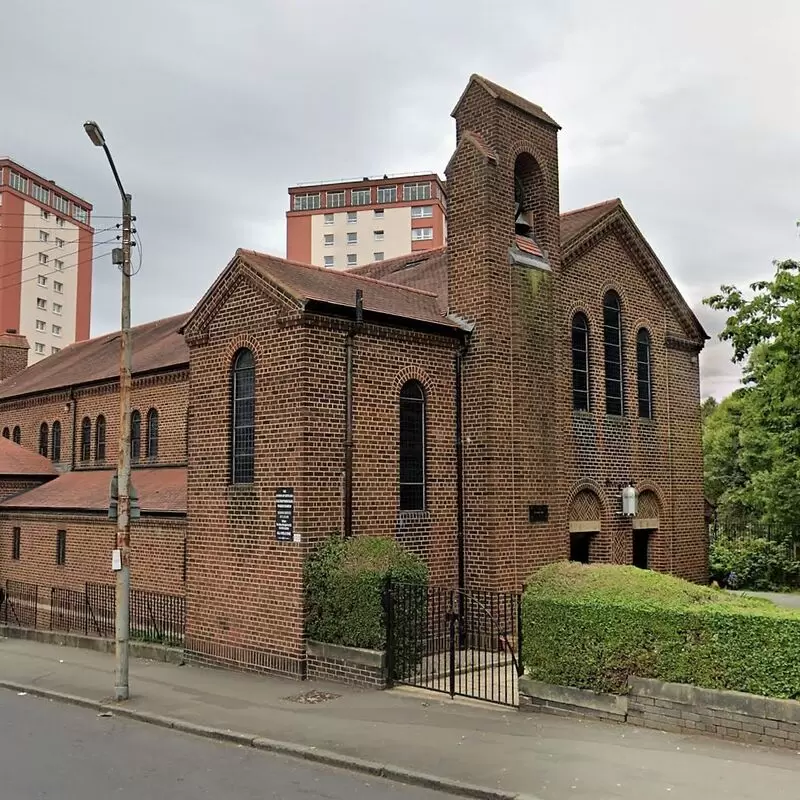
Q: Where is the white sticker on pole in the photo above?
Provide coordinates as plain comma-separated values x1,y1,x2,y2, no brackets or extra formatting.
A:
112,549,122,571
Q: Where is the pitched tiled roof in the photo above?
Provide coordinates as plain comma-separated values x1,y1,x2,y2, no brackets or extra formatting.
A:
0,437,58,476
0,467,186,513
237,249,462,330
0,313,190,400
560,199,621,245
453,75,561,129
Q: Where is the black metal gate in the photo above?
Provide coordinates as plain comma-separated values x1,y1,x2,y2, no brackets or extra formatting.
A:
385,583,522,707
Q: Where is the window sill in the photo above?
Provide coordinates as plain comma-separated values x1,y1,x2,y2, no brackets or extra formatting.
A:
398,509,431,520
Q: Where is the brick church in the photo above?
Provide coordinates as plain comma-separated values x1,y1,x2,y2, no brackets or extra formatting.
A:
0,75,708,677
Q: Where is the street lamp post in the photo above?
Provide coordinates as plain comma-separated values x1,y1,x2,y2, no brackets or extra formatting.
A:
84,121,133,702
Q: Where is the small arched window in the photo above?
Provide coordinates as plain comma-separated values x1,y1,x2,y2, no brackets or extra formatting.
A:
80,417,91,462
636,329,653,419
399,380,426,511
603,291,624,416
2,427,9,439
38,422,49,458
12,426,21,444
95,415,106,461
231,349,255,484
51,421,61,462
571,312,590,412
146,409,159,460
130,410,141,461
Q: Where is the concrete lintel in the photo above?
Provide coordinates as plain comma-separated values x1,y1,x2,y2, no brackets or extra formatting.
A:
306,639,385,670
520,677,627,719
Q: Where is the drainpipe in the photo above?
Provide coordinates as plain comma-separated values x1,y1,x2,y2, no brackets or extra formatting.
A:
343,290,363,538
69,386,77,471
455,342,467,592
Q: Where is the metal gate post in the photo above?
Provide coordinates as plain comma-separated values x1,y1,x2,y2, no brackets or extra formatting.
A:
448,590,456,698
383,577,394,687
516,590,524,676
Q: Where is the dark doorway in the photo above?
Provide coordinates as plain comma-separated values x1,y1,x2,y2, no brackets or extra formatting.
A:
632,530,651,569
570,532,592,564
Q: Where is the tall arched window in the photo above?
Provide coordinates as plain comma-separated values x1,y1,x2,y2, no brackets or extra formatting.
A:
38,422,49,458
399,380,426,511
231,349,255,484
130,410,141,461
95,415,106,461
571,312,590,412
636,329,653,419
51,421,61,462
146,409,159,460
603,291,624,416
12,426,21,444
80,417,91,462
2,427,9,439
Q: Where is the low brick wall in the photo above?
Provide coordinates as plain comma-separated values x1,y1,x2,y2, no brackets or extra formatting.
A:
520,675,800,751
306,640,386,688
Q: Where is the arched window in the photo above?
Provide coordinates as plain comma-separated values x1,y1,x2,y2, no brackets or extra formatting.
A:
130,410,141,461
146,409,159,460
51,421,61,462
636,329,653,419
80,417,91,462
12,426,21,444
571,313,590,412
231,349,255,484
38,422,48,458
399,380,426,511
2,427,9,439
603,291,624,416
95,415,106,462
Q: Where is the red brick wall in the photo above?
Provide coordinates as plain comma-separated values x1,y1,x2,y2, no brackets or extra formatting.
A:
0,477,50,502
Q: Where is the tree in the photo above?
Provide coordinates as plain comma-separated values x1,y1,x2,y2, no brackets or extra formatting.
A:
704,259,800,527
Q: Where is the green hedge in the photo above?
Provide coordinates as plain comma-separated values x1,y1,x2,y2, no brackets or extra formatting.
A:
304,535,427,651
710,536,800,590
522,562,800,699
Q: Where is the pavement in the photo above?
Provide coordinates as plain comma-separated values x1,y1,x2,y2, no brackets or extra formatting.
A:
0,690,447,800
733,590,800,609
1,637,799,800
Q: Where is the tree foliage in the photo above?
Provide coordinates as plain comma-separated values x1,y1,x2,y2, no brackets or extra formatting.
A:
703,259,800,526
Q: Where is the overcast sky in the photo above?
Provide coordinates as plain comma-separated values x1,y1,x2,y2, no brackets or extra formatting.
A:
3,0,798,399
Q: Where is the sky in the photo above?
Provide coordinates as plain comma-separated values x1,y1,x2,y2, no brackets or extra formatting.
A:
2,0,798,400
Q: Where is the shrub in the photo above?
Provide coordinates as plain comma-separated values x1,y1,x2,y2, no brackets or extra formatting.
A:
304,535,427,654
522,562,800,699
709,536,800,590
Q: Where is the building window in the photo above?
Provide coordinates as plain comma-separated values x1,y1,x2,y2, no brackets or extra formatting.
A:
373,230,384,241
38,253,48,265
403,182,431,201
38,422,48,458
346,211,357,224
55,237,64,248
603,291,624,416
39,230,49,242
399,381,426,511
53,303,62,315
12,527,20,560
54,281,63,294
55,217,64,227
324,233,334,246
34,342,45,355
323,213,334,225
9,171,28,193
633,531,651,570
80,417,91,462
72,205,88,224
37,275,47,287
53,194,69,214
347,254,357,266
51,346,60,354
52,324,61,336
373,252,385,261
327,191,345,208
377,186,397,204
54,259,64,271
346,232,358,245
37,298,46,310
130,410,141,461
2,427,8,439
351,188,371,205
56,529,66,565
146,408,158,460
232,349,255,484
374,209,384,219
51,420,61,461
637,329,653,419
35,319,45,331
571,312,590,412
95,415,106,461
40,209,50,220
411,227,433,241
411,205,434,219
293,193,321,211
12,426,20,444
32,184,50,203
324,255,334,268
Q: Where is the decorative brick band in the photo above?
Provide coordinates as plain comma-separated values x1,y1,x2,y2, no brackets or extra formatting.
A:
184,637,305,679
306,640,387,689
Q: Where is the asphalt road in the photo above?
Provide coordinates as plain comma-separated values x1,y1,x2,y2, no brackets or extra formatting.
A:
0,692,450,800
